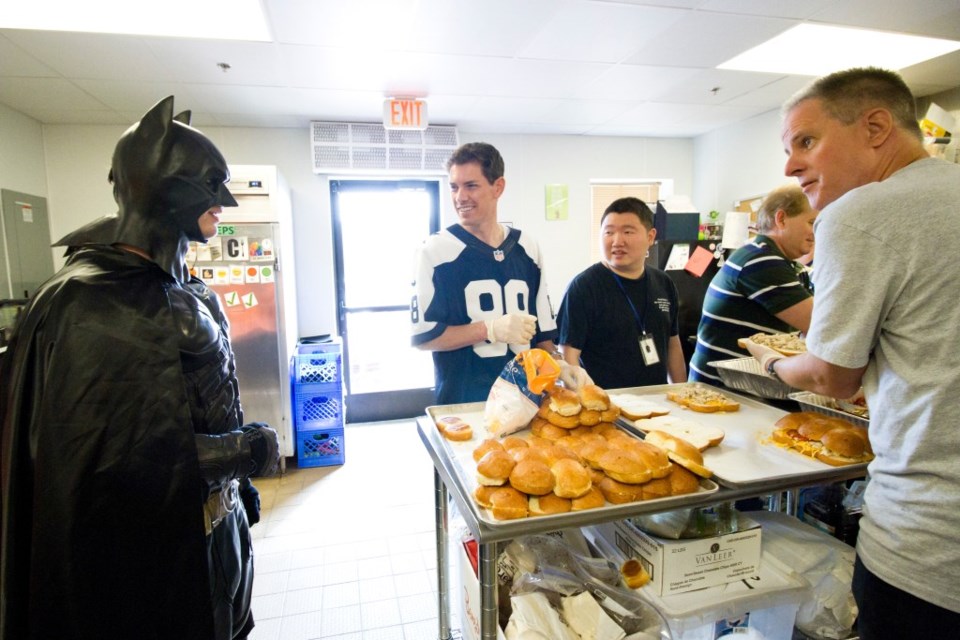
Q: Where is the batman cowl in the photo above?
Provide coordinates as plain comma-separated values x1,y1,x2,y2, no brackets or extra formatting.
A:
56,96,238,282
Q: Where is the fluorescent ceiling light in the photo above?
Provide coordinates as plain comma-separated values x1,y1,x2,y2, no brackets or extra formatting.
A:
718,24,960,76
0,0,271,41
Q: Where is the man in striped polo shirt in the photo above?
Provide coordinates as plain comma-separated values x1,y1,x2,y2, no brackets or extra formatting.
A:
689,184,816,384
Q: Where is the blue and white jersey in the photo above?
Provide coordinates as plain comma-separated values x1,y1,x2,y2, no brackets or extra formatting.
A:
411,224,558,405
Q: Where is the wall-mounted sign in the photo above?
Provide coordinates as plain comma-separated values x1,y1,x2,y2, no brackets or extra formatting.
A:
383,98,428,130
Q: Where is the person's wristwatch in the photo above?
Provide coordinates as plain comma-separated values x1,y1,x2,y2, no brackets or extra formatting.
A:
766,358,782,380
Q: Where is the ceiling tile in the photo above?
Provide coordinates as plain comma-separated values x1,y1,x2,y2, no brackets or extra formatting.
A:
0,32,58,77
73,79,201,113
1,30,172,81
809,0,960,40
0,77,108,112
517,2,685,63
145,39,287,86
21,108,127,125
573,64,702,101
624,11,796,67
653,69,787,104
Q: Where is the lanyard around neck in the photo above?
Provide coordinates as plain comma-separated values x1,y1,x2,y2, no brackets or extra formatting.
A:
610,269,648,334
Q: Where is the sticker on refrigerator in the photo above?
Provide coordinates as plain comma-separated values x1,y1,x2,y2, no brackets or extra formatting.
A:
223,291,241,307
200,267,215,284
259,265,275,283
223,236,249,261
245,265,260,284
185,243,198,264
229,265,245,284
197,238,223,261
214,266,230,285
242,292,259,309
249,238,275,261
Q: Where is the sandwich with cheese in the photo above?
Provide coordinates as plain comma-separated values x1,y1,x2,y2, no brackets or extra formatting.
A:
771,412,873,466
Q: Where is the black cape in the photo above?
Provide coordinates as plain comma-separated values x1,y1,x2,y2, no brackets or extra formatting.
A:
1,246,215,639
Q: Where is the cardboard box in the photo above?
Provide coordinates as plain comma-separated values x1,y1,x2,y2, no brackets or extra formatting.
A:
593,515,762,596
458,537,506,640
644,551,806,640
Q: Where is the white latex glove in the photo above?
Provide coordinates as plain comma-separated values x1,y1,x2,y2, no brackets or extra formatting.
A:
743,339,784,376
558,359,593,391
484,313,537,344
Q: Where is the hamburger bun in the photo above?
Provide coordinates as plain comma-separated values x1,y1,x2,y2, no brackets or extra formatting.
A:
570,486,606,511
476,449,516,486
636,415,724,450
578,384,610,411
472,438,505,462
528,492,572,516
580,440,611,470
436,415,473,441
510,447,548,464
541,444,581,467
509,459,555,496
640,476,672,501
551,458,592,499
818,425,872,466
544,409,581,429
644,430,713,478
667,464,701,496
548,388,582,417
598,450,652,485
578,409,602,426
622,440,672,479
597,476,645,504
473,485,497,508
489,487,528,520
600,406,621,422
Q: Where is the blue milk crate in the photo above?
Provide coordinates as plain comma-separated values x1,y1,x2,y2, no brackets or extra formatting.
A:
297,427,345,467
292,351,342,385
294,382,344,431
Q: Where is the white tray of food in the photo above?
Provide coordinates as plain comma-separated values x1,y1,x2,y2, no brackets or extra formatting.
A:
611,383,869,488
425,403,719,526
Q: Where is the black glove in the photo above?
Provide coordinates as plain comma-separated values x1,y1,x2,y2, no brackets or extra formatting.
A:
241,422,280,477
239,480,261,526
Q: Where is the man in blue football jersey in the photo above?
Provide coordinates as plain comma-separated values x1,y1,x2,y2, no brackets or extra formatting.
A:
411,142,563,404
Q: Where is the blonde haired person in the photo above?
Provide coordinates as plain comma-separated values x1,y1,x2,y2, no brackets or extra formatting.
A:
689,183,816,384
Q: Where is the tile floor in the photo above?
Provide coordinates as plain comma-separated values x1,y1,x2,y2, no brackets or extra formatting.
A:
247,418,462,640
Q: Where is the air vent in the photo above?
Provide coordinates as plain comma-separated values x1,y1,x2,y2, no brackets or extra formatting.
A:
310,122,459,174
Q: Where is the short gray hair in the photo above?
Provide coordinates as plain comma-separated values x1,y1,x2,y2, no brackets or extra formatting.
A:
782,67,922,142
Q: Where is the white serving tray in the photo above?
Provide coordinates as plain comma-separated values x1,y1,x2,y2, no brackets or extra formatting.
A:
612,383,869,488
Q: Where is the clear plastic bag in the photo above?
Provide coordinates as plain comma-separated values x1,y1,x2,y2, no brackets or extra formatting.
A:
502,534,672,640
485,349,561,437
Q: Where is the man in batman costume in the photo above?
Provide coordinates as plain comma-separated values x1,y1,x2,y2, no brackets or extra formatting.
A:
0,96,280,640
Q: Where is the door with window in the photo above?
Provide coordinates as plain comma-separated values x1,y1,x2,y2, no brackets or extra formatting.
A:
330,179,440,422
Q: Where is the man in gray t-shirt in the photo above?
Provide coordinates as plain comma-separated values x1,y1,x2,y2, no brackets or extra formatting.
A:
747,68,960,638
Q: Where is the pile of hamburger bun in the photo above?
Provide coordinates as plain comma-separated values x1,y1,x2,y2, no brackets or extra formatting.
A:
471,384,712,520
770,411,873,466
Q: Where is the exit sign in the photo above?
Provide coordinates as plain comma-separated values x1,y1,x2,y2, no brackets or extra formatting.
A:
383,98,428,130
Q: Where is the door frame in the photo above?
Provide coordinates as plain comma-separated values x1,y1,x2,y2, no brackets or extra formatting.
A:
330,178,440,423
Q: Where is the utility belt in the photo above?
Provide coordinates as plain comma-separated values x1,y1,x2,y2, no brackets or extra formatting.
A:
203,479,240,536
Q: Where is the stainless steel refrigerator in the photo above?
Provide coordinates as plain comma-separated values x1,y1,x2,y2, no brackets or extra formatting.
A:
187,165,300,457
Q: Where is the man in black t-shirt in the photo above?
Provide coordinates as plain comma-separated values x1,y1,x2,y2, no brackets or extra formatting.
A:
557,197,686,389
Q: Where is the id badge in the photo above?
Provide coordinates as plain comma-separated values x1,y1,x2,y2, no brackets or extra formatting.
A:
639,333,660,366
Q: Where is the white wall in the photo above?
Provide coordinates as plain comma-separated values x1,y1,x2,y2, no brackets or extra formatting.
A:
0,102,48,197
38,123,694,337
692,108,789,216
